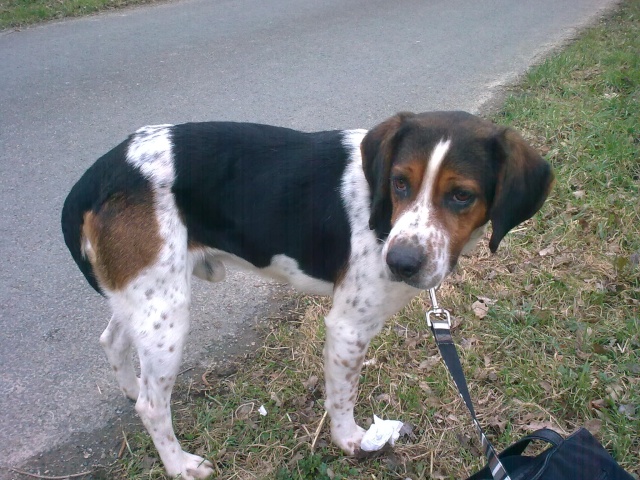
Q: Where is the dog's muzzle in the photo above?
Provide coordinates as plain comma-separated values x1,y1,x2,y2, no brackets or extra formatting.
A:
386,242,424,282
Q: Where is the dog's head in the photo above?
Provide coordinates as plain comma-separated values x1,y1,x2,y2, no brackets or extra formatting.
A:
361,111,553,289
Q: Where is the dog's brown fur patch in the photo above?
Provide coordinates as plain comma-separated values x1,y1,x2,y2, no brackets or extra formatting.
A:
82,191,162,291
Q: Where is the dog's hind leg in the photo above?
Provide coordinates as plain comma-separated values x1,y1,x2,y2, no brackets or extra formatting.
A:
114,266,213,480
100,313,139,400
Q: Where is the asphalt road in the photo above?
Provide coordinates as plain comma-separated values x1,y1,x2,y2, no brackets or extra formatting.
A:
0,0,619,476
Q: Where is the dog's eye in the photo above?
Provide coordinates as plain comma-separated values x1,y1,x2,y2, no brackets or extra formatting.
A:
392,177,409,195
450,189,475,207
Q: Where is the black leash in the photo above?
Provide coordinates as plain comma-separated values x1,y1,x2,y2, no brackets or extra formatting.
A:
427,288,511,480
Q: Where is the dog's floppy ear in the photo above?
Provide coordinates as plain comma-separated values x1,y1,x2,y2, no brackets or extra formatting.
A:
488,127,554,252
361,112,414,239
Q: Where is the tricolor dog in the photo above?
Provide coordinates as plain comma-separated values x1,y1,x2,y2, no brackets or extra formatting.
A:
61,111,553,479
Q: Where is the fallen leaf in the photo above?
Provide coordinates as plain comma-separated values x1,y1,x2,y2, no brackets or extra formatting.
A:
303,375,318,390
472,301,489,319
592,343,608,355
625,362,640,375
590,399,606,411
584,418,602,435
399,422,415,439
487,416,508,433
553,254,573,267
418,381,433,394
572,190,586,199
524,420,556,431
618,404,636,419
456,433,482,456
235,403,253,419
461,335,480,349
270,391,282,407
418,355,440,371
539,245,555,257
539,380,553,393
477,296,497,305
375,393,391,403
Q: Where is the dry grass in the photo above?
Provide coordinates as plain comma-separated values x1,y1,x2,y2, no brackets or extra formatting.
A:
114,2,639,478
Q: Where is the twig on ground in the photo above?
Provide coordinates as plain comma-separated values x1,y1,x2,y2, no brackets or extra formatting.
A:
10,467,93,479
311,410,328,452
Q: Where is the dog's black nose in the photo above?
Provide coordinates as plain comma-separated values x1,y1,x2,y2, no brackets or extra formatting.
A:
386,244,423,280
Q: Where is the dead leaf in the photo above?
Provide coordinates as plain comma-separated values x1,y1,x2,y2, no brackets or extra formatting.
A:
477,296,497,305
592,343,608,355
461,335,480,349
418,355,440,371
553,254,573,267
235,403,253,420
539,380,552,393
618,404,636,419
626,362,640,375
418,381,433,394
487,416,508,433
456,433,482,456
584,418,602,435
572,190,586,199
399,422,415,439
590,399,606,411
375,393,391,403
472,301,489,319
270,391,282,407
524,420,556,431
539,245,555,257
303,375,318,390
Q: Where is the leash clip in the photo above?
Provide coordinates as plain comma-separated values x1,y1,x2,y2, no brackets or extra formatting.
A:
426,288,451,330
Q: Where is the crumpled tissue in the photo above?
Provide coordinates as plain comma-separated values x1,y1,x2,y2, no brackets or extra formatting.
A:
360,415,404,451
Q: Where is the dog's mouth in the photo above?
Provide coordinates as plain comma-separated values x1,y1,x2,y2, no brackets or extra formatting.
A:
386,266,447,291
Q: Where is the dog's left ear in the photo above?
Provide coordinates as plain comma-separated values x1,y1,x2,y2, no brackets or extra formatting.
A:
361,112,414,239
488,128,554,252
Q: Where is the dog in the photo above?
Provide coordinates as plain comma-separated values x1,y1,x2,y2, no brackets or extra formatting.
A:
61,111,553,479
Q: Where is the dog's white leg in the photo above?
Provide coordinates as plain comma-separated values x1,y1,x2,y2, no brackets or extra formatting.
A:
324,279,416,455
323,305,372,454
100,314,139,400
124,277,213,480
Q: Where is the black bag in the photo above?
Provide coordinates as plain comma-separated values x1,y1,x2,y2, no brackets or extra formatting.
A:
426,289,634,480
467,427,634,480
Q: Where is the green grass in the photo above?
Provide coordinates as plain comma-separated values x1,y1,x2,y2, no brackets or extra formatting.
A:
0,0,164,29
106,1,638,478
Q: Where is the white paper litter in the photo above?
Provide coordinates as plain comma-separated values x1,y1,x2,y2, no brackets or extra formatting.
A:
258,405,267,416
360,415,404,451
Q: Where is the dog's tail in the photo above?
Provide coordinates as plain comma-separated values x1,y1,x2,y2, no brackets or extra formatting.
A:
61,140,132,296
61,164,106,295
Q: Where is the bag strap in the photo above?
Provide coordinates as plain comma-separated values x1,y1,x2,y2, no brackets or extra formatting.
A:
427,288,512,480
499,428,563,457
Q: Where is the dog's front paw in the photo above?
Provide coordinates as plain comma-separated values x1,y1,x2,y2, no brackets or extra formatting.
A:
166,451,214,479
331,424,366,455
